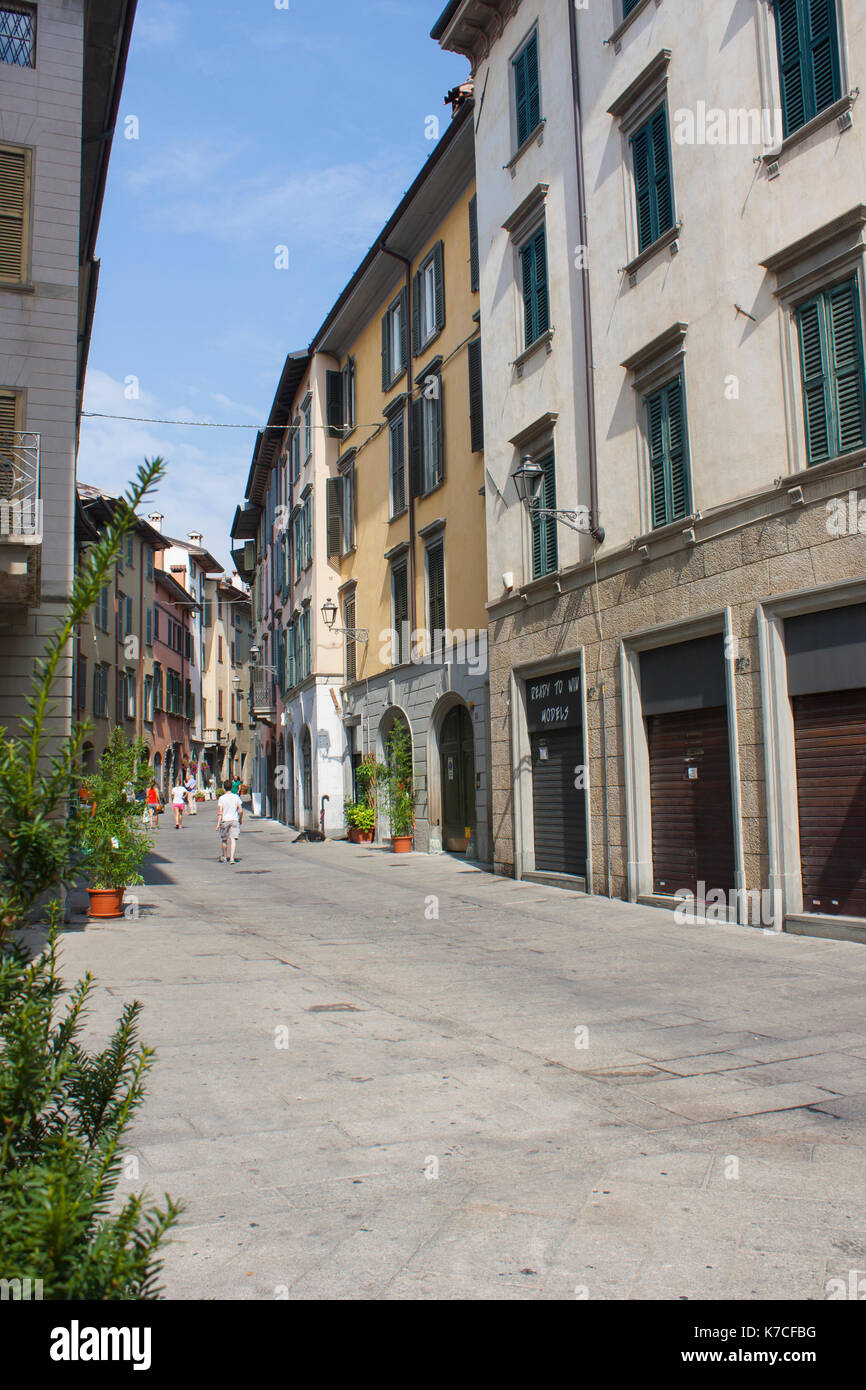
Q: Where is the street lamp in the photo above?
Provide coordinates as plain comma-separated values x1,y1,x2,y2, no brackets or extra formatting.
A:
512,453,603,539
321,598,369,643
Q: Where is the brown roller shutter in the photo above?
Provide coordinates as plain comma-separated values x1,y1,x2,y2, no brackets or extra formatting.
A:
793,687,866,917
648,705,735,898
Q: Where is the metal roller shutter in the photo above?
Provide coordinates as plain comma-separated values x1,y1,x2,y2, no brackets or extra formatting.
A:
648,706,735,897
530,728,586,877
793,687,866,916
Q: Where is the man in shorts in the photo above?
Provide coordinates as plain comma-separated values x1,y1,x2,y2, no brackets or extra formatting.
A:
217,778,244,864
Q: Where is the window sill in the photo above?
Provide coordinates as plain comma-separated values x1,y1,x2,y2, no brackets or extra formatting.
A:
0,280,35,295
761,92,858,173
389,506,408,523
512,328,555,378
606,0,662,52
417,477,445,502
384,368,407,394
415,326,443,359
622,222,681,282
504,119,546,177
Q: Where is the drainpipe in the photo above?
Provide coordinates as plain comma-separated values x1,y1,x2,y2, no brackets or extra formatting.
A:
380,242,418,636
567,0,604,545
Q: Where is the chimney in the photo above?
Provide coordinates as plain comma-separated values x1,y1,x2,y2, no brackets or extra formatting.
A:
188,531,203,546
148,512,164,532
445,81,474,117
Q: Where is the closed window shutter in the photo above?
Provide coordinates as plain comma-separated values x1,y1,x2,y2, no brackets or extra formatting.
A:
623,0,641,14
326,371,343,437
525,32,540,134
432,377,443,485
531,454,558,578
390,416,406,514
468,194,479,293
432,242,445,333
632,108,674,253
468,338,484,452
647,379,689,526
411,269,422,355
521,240,535,346
0,389,17,456
410,397,423,498
514,44,529,147
828,280,866,456
775,0,840,136
533,227,549,337
326,476,342,556
399,287,409,371
345,595,356,682
427,543,445,640
393,564,408,663
0,147,27,282
631,126,653,252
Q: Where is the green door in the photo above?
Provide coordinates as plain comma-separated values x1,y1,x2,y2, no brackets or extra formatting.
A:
440,706,475,852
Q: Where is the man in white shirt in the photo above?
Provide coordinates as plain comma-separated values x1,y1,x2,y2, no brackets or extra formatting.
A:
184,770,197,814
216,779,244,864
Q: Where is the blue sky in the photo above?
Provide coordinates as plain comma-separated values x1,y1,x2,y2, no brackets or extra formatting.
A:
78,0,469,568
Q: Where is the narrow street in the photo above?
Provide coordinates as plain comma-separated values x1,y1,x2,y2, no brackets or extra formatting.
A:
59,812,866,1301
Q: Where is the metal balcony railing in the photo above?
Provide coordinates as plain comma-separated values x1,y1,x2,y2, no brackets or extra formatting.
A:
252,680,276,717
0,432,41,543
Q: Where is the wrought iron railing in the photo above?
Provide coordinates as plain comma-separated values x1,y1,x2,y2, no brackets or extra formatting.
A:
0,432,41,542
252,680,275,713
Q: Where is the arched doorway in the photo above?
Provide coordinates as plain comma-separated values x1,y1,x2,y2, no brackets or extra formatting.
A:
440,704,476,853
286,736,296,827
301,726,312,828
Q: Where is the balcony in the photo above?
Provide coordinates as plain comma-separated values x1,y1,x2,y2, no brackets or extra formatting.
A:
202,728,223,746
252,679,276,723
0,433,41,609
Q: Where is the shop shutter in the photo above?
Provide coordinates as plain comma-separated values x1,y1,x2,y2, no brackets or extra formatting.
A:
793,687,866,916
647,705,736,898
530,728,586,878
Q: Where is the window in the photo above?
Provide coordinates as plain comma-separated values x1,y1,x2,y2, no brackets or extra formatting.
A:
426,542,445,652
389,412,406,516
218,635,224,662
344,592,357,683
0,8,34,68
95,585,109,632
126,535,134,568
146,608,153,647
293,510,303,581
286,620,297,690
117,591,126,633
391,560,409,665
153,663,163,711
302,496,312,569
413,244,445,353
153,606,161,642
291,423,301,481
631,106,674,255
0,144,29,283
774,0,841,138
513,29,541,149
412,375,443,496
468,194,479,294
298,608,311,680
382,290,408,389
123,670,136,721
218,689,224,721
144,675,154,723
303,396,312,460
623,0,642,16
468,338,484,452
145,546,154,581
646,377,690,528
76,655,87,716
185,680,193,722
326,360,356,438
531,453,558,578
797,278,866,465
93,664,108,718
520,225,550,349
125,595,133,638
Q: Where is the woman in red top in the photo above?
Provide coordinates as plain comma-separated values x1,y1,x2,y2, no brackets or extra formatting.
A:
146,782,162,830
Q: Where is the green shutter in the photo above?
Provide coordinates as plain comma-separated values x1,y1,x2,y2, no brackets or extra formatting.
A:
411,268,422,355
468,338,484,453
326,370,343,437
828,280,866,456
530,453,558,578
514,43,529,147
525,32,540,134
326,476,342,556
646,378,690,527
427,543,445,639
432,376,443,485
521,227,549,347
631,106,674,253
410,397,422,499
774,0,841,137
381,308,391,391
623,0,641,14
468,194,479,293
798,296,832,462
390,415,406,514
521,240,535,347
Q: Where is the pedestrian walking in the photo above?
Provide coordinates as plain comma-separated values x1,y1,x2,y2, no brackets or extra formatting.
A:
146,781,163,830
171,780,188,830
231,775,241,796
216,779,244,864
185,769,198,815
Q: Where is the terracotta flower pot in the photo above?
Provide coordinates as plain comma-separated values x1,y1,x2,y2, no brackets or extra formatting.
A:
347,827,359,843
87,886,125,920
391,835,413,853
356,829,374,844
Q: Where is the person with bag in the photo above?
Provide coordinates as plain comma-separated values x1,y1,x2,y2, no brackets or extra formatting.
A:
146,781,163,830
171,780,188,830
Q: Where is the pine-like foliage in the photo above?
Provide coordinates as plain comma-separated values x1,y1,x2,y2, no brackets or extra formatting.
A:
0,460,181,1298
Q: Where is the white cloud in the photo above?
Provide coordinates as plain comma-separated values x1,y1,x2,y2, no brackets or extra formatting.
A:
78,370,255,568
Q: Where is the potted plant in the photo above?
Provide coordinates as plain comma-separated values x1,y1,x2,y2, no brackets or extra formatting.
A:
81,730,153,919
385,718,414,852
345,801,376,844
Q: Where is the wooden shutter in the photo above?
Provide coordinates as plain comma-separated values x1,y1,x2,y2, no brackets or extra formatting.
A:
326,371,343,437
468,194,479,293
631,124,653,252
828,279,866,457
0,390,17,463
808,0,841,117
411,269,422,355
776,0,806,135
468,338,484,453
392,563,408,663
533,227,549,337
344,594,357,682
623,0,641,14
531,453,558,578
432,376,443,486
521,240,535,347
798,295,831,463
525,31,540,134
381,307,391,390
650,107,674,238
326,476,342,557
390,416,406,514
0,147,28,283
410,397,422,499
432,242,445,334
514,43,529,147
647,378,689,527
427,542,445,641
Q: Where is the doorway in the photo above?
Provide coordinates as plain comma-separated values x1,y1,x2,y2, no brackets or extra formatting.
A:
440,704,475,853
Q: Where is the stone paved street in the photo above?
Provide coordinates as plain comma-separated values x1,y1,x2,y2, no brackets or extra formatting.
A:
60,811,866,1301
